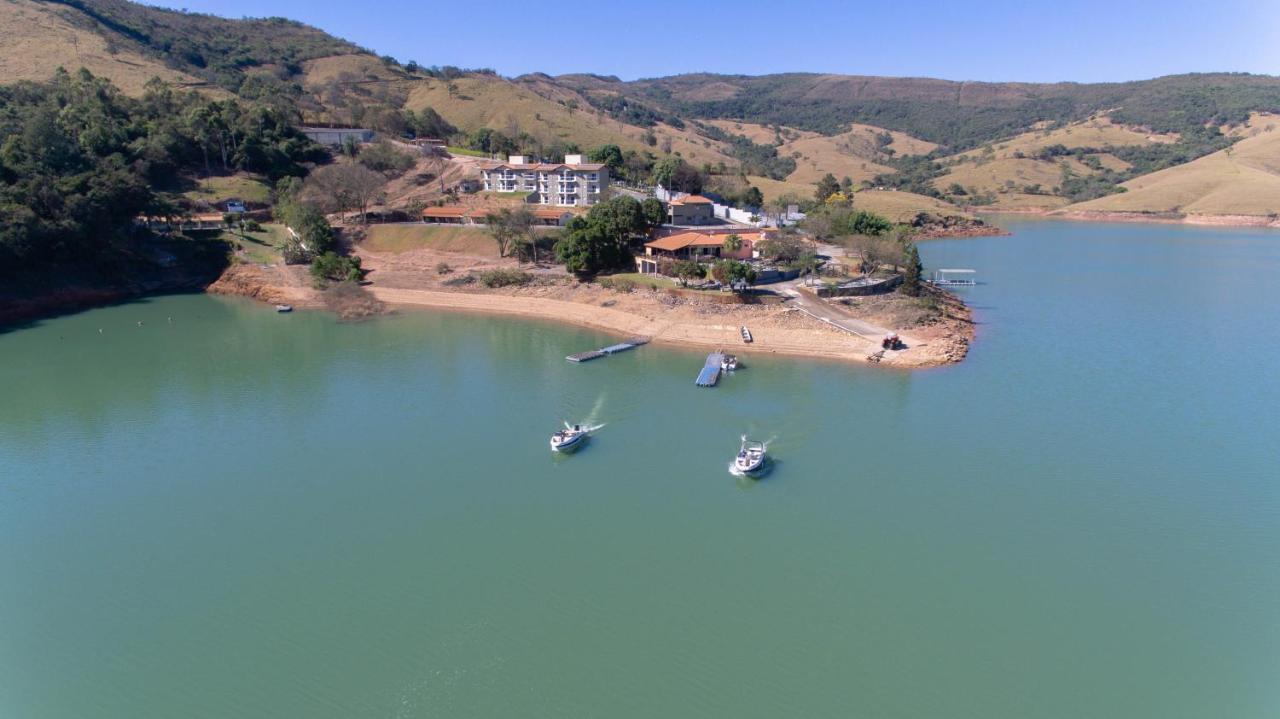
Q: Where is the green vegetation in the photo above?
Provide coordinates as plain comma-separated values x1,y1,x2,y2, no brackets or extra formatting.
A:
478,268,532,287
483,207,535,260
652,157,703,193
47,0,360,92
310,251,363,284
446,146,490,158
0,70,320,281
901,242,923,296
555,196,652,276
709,259,756,288
605,272,676,289
599,73,1280,154
696,123,796,180
357,141,416,176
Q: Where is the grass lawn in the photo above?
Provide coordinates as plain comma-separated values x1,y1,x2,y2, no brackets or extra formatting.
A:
603,272,675,289
447,146,490,158
363,224,500,255
225,223,288,264
183,174,272,206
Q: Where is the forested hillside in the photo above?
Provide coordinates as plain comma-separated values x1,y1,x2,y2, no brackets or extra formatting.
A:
0,69,321,280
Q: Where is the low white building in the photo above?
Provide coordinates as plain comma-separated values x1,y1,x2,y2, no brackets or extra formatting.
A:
480,154,609,207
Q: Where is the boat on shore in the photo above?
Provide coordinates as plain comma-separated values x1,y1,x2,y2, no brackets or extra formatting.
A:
550,424,589,453
733,437,767,476
740,326,753,343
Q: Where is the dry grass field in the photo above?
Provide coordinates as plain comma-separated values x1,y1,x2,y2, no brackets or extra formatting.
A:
853,190,975,223
933,116,1180,208
1063,114,1280,217
406,74,735,165
0,0,205,94
362,224,502,255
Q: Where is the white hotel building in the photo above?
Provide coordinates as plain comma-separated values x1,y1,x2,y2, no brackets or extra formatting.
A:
479,154,609,207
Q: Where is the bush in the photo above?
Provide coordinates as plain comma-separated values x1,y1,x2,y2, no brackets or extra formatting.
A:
598,277,637,293
243,219,263,232
310,252,363,284
435,262,452,274
442,273,476,286
478,269,532,288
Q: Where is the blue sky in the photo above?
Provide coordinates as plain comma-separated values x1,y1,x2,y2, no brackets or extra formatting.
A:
152,0,1278,82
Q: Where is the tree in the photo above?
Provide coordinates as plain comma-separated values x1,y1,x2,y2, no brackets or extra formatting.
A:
742,185,764,209
310,251,363,284
670,259,704,287
722,233,743,254
815,173,840,202
651,157,703,193
358,141,415,176
641,198,666,227
305,163,385,223
483,207,535,259
587,144,624,172
901,240,924,296
710,259,756,290
553,199,645,276
756,231,808,263
586,195,648,240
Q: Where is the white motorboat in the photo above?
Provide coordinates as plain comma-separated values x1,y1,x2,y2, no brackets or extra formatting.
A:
720,353,739,371
734,438,767,475
275,304,293,313
550,424,589,453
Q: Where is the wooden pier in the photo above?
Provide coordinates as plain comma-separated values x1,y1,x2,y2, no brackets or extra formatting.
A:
696,352,726,387
566,336,650,363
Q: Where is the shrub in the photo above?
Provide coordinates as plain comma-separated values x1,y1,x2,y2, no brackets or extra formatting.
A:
243,219,263,232
598,277,637,293
310,252,364,284
478,269,532,287
443,273,476,286
435,262,452,274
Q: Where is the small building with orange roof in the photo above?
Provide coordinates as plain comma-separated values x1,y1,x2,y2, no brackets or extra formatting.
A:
635,229,771,273
668,194,716,225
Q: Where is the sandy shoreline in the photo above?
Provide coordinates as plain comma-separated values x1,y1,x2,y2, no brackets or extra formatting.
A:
369,286,924,365
208,262,971,368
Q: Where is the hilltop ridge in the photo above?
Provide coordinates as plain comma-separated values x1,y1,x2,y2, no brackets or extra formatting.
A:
3,0,1280,221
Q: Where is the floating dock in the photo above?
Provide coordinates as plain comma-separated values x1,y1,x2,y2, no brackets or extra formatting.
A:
931,269,977,286
696,352,726,387
566,336,650,363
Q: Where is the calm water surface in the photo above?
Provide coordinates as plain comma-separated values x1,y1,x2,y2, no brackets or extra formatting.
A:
2,219,1278,718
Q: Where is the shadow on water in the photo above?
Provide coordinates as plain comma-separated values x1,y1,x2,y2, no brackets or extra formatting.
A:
0,290,213,337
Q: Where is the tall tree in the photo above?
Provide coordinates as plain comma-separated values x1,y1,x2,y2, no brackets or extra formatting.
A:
483,207,535,259
815,173,840,203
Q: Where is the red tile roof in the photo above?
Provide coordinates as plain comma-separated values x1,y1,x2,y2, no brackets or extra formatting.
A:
670,194,714,205
481,162,607,171
422,206,471,217
645,230,769,252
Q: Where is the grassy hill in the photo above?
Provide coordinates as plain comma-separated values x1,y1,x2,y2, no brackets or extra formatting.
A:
568,72,1280,151
6,0,1280,224
1062,113,1280,218
405,74,735,166
0,0,206,93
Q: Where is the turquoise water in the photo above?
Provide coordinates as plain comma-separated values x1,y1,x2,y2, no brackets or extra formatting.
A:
2,219,1278,718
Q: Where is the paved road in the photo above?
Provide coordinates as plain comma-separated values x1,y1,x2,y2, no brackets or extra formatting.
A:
778,283,890,340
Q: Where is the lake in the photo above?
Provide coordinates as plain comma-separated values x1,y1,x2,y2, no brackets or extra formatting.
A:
2,218,1278,718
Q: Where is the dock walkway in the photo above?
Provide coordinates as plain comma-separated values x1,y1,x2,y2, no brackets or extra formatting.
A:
696,352,725,386
566,336,650,363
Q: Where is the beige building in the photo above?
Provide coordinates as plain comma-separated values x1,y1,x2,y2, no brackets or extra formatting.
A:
479,154,609,207
668,195,716,225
